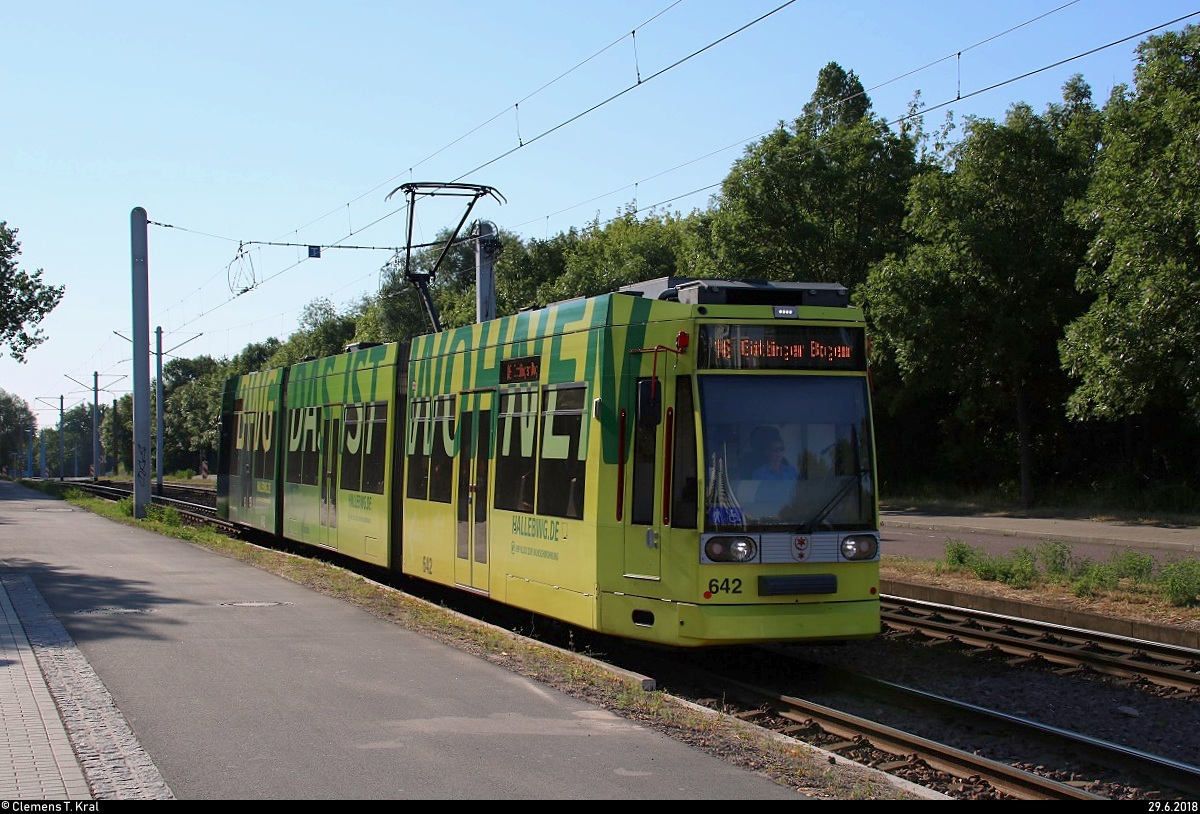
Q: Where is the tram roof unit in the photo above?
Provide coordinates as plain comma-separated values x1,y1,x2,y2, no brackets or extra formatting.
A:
617,276,849,308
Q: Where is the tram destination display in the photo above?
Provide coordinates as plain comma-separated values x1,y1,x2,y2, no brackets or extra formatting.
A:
697,324,866,370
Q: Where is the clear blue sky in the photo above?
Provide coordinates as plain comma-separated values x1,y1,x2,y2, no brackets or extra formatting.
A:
4,0,1197,431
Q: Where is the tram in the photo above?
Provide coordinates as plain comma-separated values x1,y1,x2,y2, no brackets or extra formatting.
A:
216,276,881,646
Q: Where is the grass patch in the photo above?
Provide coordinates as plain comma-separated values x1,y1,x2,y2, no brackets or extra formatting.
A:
1159,559,1200,608
936,538,1199,608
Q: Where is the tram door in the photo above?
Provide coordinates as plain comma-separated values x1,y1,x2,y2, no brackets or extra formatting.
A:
318,404,340,546
455,392,493,593
623,374,664,580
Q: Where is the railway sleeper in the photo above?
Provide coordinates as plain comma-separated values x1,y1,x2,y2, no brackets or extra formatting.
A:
1006,653,1048,668
875,758,921,772
735,709,768,722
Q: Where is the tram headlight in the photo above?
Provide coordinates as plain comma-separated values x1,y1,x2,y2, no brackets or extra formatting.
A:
704,536,758,563
839,534,879,561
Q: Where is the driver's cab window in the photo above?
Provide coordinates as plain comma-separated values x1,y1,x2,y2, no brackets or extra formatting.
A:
698,375,873,532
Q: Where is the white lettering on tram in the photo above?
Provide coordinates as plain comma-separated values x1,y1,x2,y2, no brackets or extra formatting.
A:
343,402,378,456
541,390,570,460
288,406,320,452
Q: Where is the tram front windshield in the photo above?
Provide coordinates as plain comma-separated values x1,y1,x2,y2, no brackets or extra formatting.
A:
697,376,875,533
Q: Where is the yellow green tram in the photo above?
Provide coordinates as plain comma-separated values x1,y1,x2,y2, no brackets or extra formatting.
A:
217,277,881,647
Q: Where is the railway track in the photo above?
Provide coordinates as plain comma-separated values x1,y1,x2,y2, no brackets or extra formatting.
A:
659,660,1112,800
80,480,233,531
881,595,1200,698
592,589,1200,802
69,478,1200,800
634,646,1200,800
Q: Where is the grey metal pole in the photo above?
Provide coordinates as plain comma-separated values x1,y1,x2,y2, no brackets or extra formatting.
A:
131,207,151,518
156,326,164,494
92,372,100,481
59,395,64,481
475,220,499,323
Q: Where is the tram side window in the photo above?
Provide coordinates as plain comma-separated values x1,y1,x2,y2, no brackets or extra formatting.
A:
495,389,538,511
631,377,658,525
359,402,388,494
286,420,303,484
429,395,456,504
233,410,254,507
285,406,321,486
302,425,320,486
406,399,431,499
238,410,267,482
341,401,388,495
252,411,273,480
246,404,276,481
537,384,587,520
239,410,257,481
235,406,255,480
671,376,698,528
341,403,363,491
218,399,239,479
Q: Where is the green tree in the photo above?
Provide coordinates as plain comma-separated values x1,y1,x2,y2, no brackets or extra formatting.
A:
229,337,283,374
495,229,576,315
802,62,872,133
360,224,560,338
707,62,918,289
861,84,1100,508
35,403,91,479
100,394,133,476
426,227,493,330
58,403,93,477
539,208,689,304
358,234,456,342
0,221,65,362
165,375,223,470
161,355,226,472
163,355,223,390
0,388,36,475
267,298,359,368
356,281,428,345
1060,25,1200,424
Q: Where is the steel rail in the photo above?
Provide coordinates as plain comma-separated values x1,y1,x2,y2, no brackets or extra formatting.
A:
832,668,1200,798
717,676,1108,800
881,596,1200,695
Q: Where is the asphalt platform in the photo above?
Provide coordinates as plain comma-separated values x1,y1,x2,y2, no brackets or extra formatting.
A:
1,478,1196,800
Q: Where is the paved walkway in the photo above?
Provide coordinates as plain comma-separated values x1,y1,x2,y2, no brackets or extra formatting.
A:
882,508,1200,555
0,577,92,800
0,482,819,801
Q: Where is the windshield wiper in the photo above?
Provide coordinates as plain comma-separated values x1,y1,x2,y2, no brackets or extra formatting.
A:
797,469,869,533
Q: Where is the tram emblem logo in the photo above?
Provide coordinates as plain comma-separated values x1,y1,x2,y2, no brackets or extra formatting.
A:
792,536,810,561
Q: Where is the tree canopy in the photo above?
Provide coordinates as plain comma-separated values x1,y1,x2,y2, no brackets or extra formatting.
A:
861,85,1100,507
0,388,36,472
708,62,918,290
0,221,65,363
1060,25,1200,424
